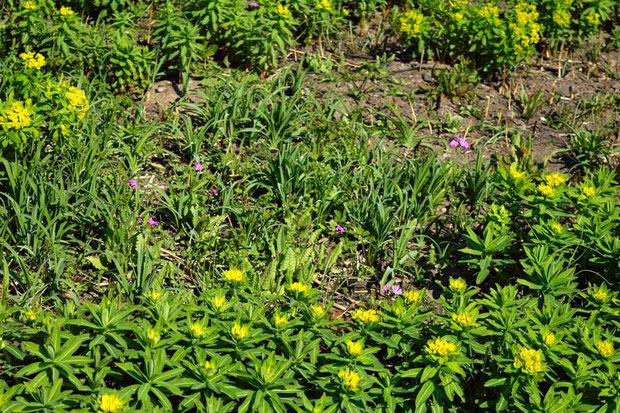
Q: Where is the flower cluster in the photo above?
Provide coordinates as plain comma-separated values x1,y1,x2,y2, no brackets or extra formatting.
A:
509,3,541,55
65,86,90,120
351,308,379,323
337,369,361,391
20,52,46,70
426,338,458,357
399,9,424,39
513,347,543,374
0,101,33,129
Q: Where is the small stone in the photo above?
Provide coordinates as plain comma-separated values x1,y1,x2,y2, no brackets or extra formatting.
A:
156,85,166,93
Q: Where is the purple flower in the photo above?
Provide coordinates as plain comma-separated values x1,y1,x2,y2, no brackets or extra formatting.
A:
457,137,470,149
248,1,259,7
391,285,403,295
382,285,389,292
335,225,345,234
128,179,139,189
211,188,218,195
449,139,459,148
194,162,204,171
147,217,159,227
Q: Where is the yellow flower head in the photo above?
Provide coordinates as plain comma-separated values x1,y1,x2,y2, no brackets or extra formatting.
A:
509,166,526,181
586,12,600,26
451,310,476,327
223,268,244,282
59,6,74,16
276,3,290,18
403,289,422,304
2,101,32,129
316,0,331,11
337,369,361,391
399,9,424,39
146,328,160,344
26,309,37,321
449,0,468,8
189,322,206,337
146,290,162,301
20,52,46,70
24,1,37,10
449,277,466,292
274,314,288,326
592,286,609,303
98,393,124,412
596,340,614,358
352,308,379,324
550,222,564,235
513,347,543,374
477,3,499,20
538,184,555,197
204,360,216,371
232,322,249,339
310,304,325,318
581,185,596,198
212,295,226,308
288,282,310,295
553,9,570,27
543,332,556,346
346,340,363,356
426,337,458,357
65,86,89,119
453,12,464,22
545,173,566,187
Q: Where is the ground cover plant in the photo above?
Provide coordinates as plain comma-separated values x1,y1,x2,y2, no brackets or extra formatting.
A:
0,0,619,412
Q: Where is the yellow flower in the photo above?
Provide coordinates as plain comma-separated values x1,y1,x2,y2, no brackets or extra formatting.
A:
20,52,46,70
189,322,206,337
223,268,244,282
351,308,379,324
451,311,476,327
426,338,458,357
581,185,596,198
543,332,556,346
232,322,249,339
204,360,216,371
146,290,162,301
586,12,600,26
596,340,614,358
288,282,310,295
59,6,74,16
346,340,363,356
2,101,32,129
449,0,468,8
26,309,37,321
592,286,609,303
310,304,325,317
553,9,570,27
545,173,566,187
399,9,424,39
403,289,422,304
477,3,499,20
276,3,290,18
449,277,466,292
453,12,464,22
337,369,361,391
65,86,89,119
316,0,331,11
509,166,526,181
274,314,288,326
212,295,226,309
550,222,564,235
146,328,160,344
538,184,555,197
98,393,124,412
513,347,543,374
24,1,37,10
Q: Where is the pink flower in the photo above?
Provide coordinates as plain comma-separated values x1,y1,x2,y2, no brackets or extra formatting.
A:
457,137,470,149
248,2,259,7
449,139,459,148
128,179,139,189
382,285,389,292
147,217,158,227
391,285,403,295
212,188,218,195
194,162,204,171
335,225,345,234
